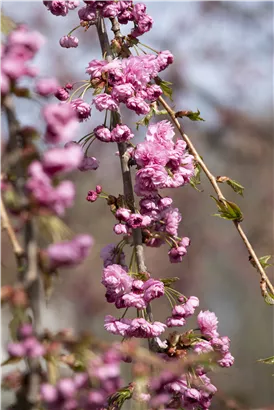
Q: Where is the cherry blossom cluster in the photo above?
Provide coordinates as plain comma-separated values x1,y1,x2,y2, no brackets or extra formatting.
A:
7,324,45,359
1,25,45,95
89,53,172,115
44,1,154,48
1,2,235,409
40,346,123,410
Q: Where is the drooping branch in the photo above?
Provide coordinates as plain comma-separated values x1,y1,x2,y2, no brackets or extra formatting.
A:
96,16,156,338
158,95,274,297
2,97,42,410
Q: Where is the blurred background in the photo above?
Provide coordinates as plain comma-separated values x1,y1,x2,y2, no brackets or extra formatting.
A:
1,1,274,408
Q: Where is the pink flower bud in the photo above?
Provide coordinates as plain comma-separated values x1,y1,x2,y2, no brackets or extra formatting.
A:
86,190,98,202
113,223,128,235
59,35,79,49
55,87,69,101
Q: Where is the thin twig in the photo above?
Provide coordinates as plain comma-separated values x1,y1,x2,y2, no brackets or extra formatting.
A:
158,95,274,297
1,197,24,259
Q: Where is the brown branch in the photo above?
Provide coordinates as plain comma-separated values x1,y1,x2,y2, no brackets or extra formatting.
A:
158,95,274,297
3,96,42,410
96,17,158,349
1,197,24,260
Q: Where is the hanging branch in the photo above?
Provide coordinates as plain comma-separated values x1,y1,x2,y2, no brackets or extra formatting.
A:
158,95,274,297
2,96,42,410
96,16,156,343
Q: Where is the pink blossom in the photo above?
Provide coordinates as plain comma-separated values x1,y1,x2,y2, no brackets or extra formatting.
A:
40,384,58,403
42,143,83,175
131,14,153,37
78,156,99,171
113,223,128,235
70,98,91,122
86,59,107,78
93,93,118,112
115,208,131,222
120,292,146,309
47,234,93,269
53,180,75,215
146,120,175,150
35,78,59,96
101,2,120,17
126,96,150,115
134,165,168,196
78,4,96,22
43,0,69,16
7,342,25,357
218,352,234,367
134,141,168,167
211,336,230,354
157,50,174,71
86,190,98,202
8,25,45,55
57,378,76,399
43,103,78,144
1,71,10,95
127,213,143,229
163,207,182,236
111,83,135,102
102,264,132,298
55,87,69,101
111,124,134,142
168,237,190,263
126,318,166,338
193,341,214,355
94,125,112,142
104,315,131,337
145,84,162,101
143,279,164,303
23,337,45,358
166,316,186,327
59,35,79,48
197,310,219,338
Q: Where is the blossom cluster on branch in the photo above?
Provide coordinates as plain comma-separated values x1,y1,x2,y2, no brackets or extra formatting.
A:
0,2,239,410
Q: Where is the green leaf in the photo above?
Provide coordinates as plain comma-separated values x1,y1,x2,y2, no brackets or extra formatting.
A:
190,163,202,192
136,107,154,129
176,109,205,122
9,316,21,341
161,277,180,287
1,12,16,35
259,255,273,269
258,356,274,365
108,384,134,410
211,196,243,222
216,176,244,197
1,356,22,366
263,290,274,305
158,80,173,100
226,179,244,196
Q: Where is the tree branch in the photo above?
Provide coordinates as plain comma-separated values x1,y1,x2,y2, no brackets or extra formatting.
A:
2,96,42,410
96,16,157,346
158,95,274,297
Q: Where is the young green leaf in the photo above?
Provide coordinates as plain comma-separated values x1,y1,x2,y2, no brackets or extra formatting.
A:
211,196,243,222
158,80,173,100
226,179,244,196
175,109,205,122
258,356,274,365
190,163,203,192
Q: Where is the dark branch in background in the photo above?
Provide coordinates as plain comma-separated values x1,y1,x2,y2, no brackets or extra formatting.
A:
2,96,43,410
158,96,274,297
96,16,156,348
